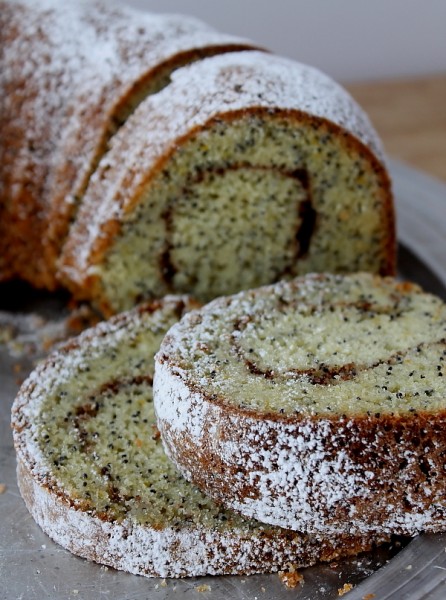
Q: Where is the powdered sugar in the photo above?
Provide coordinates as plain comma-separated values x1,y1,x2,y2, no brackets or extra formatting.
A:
163,51,385,158
1,0,255,284
2,0,253,186
154,362,212,442
12,295,379,577
18,458,380,578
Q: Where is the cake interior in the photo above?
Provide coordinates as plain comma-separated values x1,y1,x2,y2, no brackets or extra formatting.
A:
164,275,446,417
20,301,275,532
93,113,390,313
37,380,258,530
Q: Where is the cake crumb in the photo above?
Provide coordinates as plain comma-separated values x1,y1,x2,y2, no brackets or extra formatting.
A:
0,483,6,494
160,579,167,587
278,570,304,588
195,584,211,592
338,582,354,596
151,424,161,440
362,594,376,600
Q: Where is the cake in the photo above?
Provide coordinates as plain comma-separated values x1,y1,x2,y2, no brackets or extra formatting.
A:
0,0,257,289
154,273,446,537
59,51,395,316
11,296,385,578
0,1,395,313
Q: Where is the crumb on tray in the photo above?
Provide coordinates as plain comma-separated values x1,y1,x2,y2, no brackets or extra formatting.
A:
195,584,212,592
278,569,304,588
338,582,354,596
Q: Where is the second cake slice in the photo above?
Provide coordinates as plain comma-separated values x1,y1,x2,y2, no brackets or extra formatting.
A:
154,273,446,536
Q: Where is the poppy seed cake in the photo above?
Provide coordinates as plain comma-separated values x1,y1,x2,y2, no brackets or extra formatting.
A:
154,273,446,537
11,296,384,577
59,51,395,316
0,0,257,288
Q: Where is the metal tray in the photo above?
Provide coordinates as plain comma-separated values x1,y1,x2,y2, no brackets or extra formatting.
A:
1,160,445,600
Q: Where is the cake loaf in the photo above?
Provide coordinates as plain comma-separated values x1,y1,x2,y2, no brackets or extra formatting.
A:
11,296,384,578
154,273,446,537
59,51,395,316
0,0,256,289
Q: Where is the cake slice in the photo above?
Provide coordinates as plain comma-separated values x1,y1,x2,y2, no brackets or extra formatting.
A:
11,296,383,578
154,273,446,537
59,51,395,316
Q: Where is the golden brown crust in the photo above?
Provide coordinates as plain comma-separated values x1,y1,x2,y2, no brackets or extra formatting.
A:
159,397,446,535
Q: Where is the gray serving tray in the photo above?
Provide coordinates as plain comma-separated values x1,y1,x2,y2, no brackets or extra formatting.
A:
1,159,445,600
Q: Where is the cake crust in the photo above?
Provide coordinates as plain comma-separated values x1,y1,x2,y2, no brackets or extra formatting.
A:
17,458,384,577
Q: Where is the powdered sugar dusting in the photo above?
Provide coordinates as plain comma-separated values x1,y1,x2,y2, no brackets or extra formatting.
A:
154,273,446,536
12,295,379,577
18,459,380,578
1,0,255,283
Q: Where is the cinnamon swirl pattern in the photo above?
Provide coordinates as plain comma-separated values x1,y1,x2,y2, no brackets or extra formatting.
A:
154,273,446,536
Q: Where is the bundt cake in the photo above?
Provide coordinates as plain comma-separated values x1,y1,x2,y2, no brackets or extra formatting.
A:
59,51,395,316
0,0,257,289
11,296,386,578
154,273,446,537
1,2,394,314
